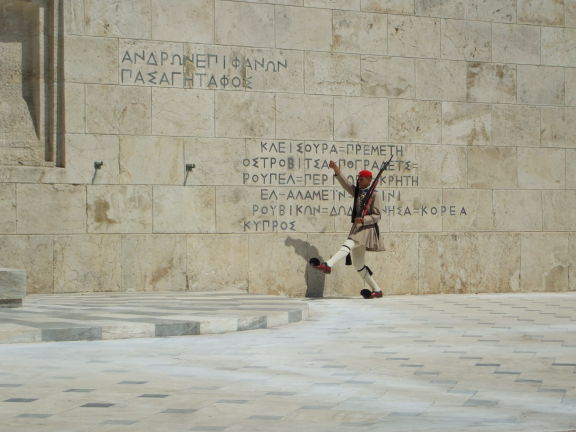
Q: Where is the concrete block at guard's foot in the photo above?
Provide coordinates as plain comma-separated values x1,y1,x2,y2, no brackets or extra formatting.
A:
0,268,27,308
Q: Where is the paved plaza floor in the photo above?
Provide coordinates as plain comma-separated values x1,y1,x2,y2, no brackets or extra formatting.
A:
0,292,575,432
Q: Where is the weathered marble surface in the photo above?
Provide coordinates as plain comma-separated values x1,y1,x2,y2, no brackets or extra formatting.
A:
517,147,565,189
64,0,84,35
542,27,576,67
492,104,540,147
388,15,440,58
389,99,442,144
568,150,576,189
152,0,213,43
441,19,491,61
215,91,275,138
567,69,576,106
492,23,540,65
153,186,216,233
419,233,520,294
517,65,565,105
518,0,565,26
305,52,360,96
64,83,85,133
568,0,576,27
65,134,120,185
84,0,151,38
416,145,467,188
87,185,152,233
389,189,443,232
468,147,518,189
521,233,569,292
541,107,576,148
543,191,576,231
442,102,491,146
334,96,388,142
362,0,414,15
0,184,16,234
54,235,122,293
245,47,304,93
276,94,333,140
467,0,516,22
416,59,467,101
0,236,53,294
442,189,494,231
416,0,465,19
275,6,332,51
362,56,415,98
332,10,387,55
17,184,86,234
184,137,246,186
493,190,542,231
152,88,214,137
466,62,516,104
306,0,360,10
0,268,26,304
64,36,117,84
215,1,274,48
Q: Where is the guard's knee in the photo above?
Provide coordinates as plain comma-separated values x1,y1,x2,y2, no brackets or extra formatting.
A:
357,265,373,276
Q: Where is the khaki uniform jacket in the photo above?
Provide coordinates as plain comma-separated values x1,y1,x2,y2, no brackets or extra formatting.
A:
335,172,386,252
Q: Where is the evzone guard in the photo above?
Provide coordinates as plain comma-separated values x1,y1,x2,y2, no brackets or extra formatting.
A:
310,157,392,299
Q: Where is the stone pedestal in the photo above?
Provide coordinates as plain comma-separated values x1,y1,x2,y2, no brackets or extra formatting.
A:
0,268,27,307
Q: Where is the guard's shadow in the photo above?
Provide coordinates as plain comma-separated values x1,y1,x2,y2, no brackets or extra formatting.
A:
285,237,325,298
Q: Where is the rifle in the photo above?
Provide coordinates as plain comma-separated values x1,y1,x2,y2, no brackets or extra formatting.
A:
352,155,394,223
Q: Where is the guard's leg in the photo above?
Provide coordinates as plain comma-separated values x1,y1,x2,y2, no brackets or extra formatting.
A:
326,239,357,268
351,246,382,295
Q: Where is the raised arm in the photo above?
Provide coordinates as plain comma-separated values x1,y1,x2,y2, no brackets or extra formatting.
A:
329,160,355,196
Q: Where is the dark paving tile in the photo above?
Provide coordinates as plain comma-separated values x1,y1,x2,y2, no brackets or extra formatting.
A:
464,399,498,407
17,413,51,418
0,384,22,388
42,327,102,342
81,403,115,408
216,400,248,404
64,389,95,392
161,409,197,414
101,419,138,425
139,394,169,398
118,381,148,384
155,321,200,337
248,415,284,420
4,398,37,403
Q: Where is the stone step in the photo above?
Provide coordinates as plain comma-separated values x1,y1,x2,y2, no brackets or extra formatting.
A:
0,291,309,344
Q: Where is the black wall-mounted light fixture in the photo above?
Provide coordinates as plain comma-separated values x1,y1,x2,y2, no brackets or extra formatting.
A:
94,161,104,170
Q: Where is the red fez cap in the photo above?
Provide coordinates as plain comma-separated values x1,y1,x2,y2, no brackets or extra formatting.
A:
358,170,372,178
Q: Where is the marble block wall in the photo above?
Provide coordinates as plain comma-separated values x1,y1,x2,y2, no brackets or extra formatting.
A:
1,0,575,297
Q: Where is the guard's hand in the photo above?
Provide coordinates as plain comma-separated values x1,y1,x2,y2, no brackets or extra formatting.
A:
354,217,363,225
329,160,340,175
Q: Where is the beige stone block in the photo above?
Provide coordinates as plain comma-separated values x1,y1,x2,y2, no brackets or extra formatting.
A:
249,234,308,296
0,236,53,294
0,184,16,234
361,56,415,98
521,233,569,292
54,235,122,293
187,235,249,292
86,85,151,135
419,233,520,295
492,104,540,148
389,99,441,144
215,1,274,47
568,149,576,189
517,65,564,106
17,184,86,234
152,88,214,137
84,0,151,39
153,186,216,234
388,15,440,59
183,44,244,91
215,187,268,233
64,0,84,35
441,19,491,61
334,97,388,142
443,189,494,231
567,69,576,106
376,233,417,295
306,0,360,9
276,6,332,51
84,0,151,38
389,189,442,232
416,145,467,188
442,102,491,146
466,62,516,104
152,0,213,43
543,190,576,231
541,107,576,148
305,52,361,96
492,23,540,65
415,0,465,19
468,147,517,189
65,134,120,184
119,136,184,185
87,185,152,233
121,235,187,292
518,147,565,189
493,190,542,231
415,59,467,102
65,83,85,133
568,0,576,27
361,0,414,14
276,94,333,141
64,36,117,84
518,0,565,26
215,91,275,138
119,39,184,88
332,10,387,55
245,47,304,93
185,138,246,186
542,27,576,67
570,233,576,292
466,0,516,22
